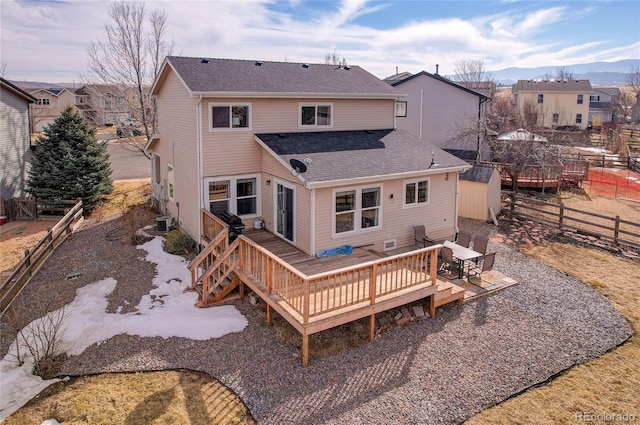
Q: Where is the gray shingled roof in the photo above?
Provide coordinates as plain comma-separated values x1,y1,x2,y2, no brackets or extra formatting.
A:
460,163,496,183
513,79,592,92
256,129,470,186
387,71,489,100
165,56,401,97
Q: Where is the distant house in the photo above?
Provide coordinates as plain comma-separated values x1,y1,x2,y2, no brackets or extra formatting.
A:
588,87,621,126
512,79,592,130
28,87,78,132
75,84,130,126
384,70,491,162
0,77,36,208
146,57,472,255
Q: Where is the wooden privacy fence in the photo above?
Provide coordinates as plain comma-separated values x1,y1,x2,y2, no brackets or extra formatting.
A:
0,200,83,315
505,193,640,249
3,197,37,221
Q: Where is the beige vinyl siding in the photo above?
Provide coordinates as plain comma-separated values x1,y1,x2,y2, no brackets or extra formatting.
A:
313,173,458,253
516,91,590,129
0,87,32,199
153,69,200,241
261,150,312,254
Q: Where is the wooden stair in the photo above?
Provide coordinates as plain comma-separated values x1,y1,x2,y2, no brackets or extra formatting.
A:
193,276,241,308
434,280,465,308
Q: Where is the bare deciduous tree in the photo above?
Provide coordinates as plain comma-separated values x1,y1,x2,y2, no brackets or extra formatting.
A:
86,1,174,157
452,58,495,84
544,66,575,81
626,64,640,92
323,49,347,67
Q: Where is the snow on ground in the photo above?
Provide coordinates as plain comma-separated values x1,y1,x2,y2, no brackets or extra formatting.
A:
0,236,248,421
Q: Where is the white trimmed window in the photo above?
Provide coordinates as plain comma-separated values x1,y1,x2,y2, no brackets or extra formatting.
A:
209,103,251,131
333,186,381,235
552,113,559,124
404,178,429,207
576,113,583,124
205,175,260,217
299,103,332,128
167,164,174,200
37,98,50,105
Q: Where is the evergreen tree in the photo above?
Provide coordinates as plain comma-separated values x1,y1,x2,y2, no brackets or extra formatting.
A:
27,107,112,214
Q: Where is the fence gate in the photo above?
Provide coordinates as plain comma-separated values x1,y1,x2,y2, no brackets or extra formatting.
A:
8,197,37,221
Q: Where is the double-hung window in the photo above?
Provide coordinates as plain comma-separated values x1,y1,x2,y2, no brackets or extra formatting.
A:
552,113,559,124
206,175,259,217
537,94,544,104
576,114,583,124
334,186,381,235
210,103,250,130
300,103,332,128
404,179,429,207
577,94,584,104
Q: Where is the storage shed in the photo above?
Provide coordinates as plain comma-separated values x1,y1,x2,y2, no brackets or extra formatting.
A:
459,164,501,221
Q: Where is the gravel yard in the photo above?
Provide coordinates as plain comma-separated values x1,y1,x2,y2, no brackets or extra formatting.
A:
0,216,632,424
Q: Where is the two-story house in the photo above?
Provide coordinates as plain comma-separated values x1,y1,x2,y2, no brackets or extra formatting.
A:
384,70,491,162
512,79,592,130
1,77,36,210
146,57,472,256
588,86,621,127
28,87,78,132
74,84,131,126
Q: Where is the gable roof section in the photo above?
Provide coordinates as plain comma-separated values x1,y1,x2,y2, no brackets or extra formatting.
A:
513,79,592,93
256,128,471,188
388,71,489,101
152,56,402,98
1,77,37,103
460,163,496,183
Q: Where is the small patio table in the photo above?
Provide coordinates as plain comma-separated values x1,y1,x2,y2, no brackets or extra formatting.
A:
443,240,483,279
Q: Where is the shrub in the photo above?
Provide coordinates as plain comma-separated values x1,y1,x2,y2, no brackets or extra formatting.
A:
164,229,196,255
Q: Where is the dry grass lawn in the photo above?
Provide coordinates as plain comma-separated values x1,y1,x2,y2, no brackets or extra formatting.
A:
466,243,640,424
90,180,151,220
4,370,254,425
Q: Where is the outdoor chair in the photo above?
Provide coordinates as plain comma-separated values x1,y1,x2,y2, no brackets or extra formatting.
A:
468,252,496,284
414,225,436,248
456,230,472,248
439,246,460,277
472,235,489,263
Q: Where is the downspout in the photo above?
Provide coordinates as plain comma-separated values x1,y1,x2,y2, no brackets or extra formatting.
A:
454,172,460,239
419,89,424,140
476,97,482,163
197,95,203,245
310,189,316,256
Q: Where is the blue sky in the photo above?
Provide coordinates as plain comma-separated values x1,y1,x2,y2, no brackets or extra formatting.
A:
1,0,639,83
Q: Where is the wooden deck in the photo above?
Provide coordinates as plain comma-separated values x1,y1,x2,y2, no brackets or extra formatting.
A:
190,211,517,366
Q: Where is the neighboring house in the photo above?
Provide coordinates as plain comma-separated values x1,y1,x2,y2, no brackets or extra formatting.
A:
147,57,472,255
587,87,620,127
0,77,36,209
28,87,78,132
384,70,491,162
512,79,592,130
75,84,130,126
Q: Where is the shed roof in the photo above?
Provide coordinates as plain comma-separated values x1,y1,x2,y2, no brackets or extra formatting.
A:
155,56,402,98
256,128,471,188
460,164,497,183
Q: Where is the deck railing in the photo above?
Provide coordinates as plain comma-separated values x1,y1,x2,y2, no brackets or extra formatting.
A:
200,209,227,245
235,235,439,323
189,211,229,295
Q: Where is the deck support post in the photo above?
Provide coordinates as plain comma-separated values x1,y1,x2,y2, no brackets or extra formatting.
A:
429,294,436,318
266,304,272,326
368,314,375,341
302,333,309,367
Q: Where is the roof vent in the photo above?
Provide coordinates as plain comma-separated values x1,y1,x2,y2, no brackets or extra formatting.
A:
200,58,210,64
343,65,351,70
302,63,310,68
255,61,263,66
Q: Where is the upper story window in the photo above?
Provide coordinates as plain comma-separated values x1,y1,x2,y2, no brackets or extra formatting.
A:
37,98,50,105
537,94,544,104
577,94,584,104
299,103,332,128
210,103,251,131
404,178,430,207
590,95,600,102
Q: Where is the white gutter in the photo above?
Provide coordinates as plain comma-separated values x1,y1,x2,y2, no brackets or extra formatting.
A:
305,165,472,189
191,91,405,100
